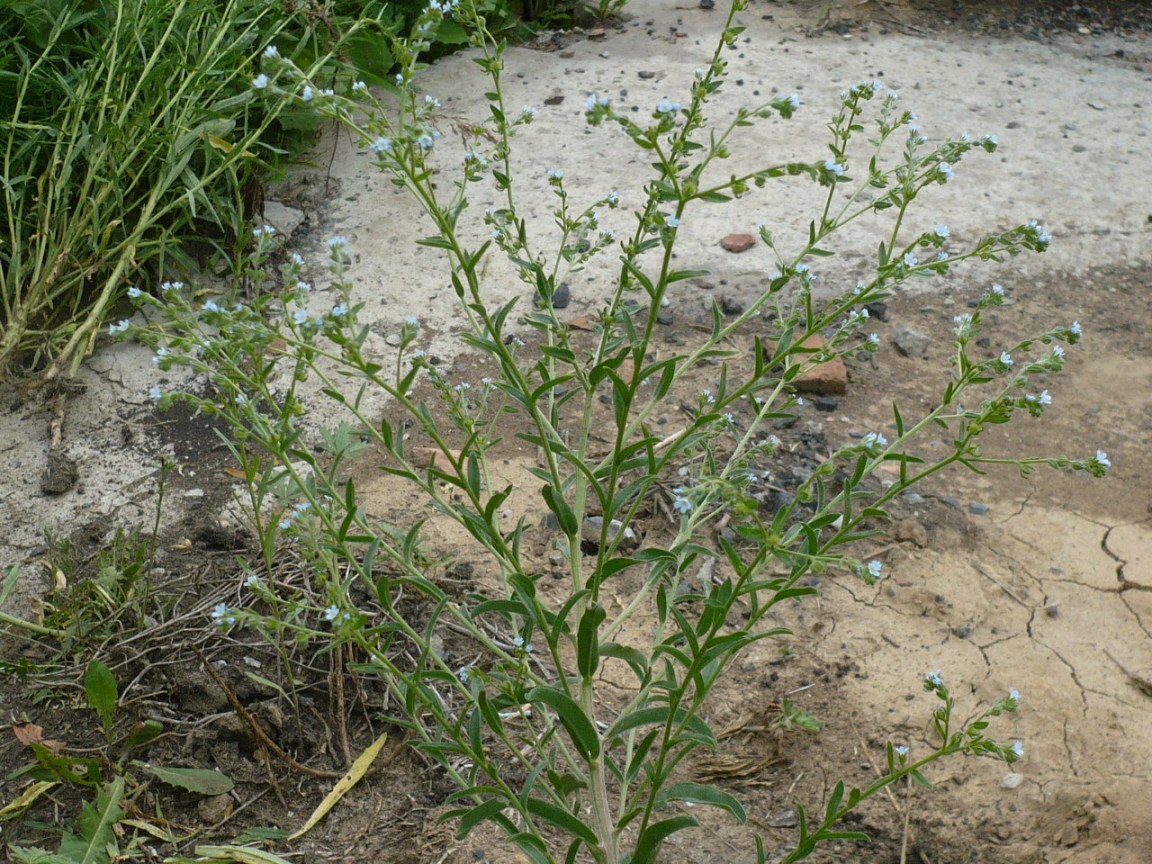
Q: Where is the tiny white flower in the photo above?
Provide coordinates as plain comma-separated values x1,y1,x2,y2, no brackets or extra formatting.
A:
547,167,564,180
1009,688,1020,703
824,159,845,176
1000,351,1013,367
1052,345,1065,358
991,283,1005,296
1095,450,1111,469
1038,390,1051,406
301,85,314,102
263,45,280,60
862,432,888,449
352,80,367,93
1070,321,1082,337
787,93,800,109
938,162,954,182
1011,740,1024,758
127,286,142,298
253,73,269,90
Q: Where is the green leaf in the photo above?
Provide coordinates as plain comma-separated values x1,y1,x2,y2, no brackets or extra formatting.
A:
138,765,234,795
526,686,600,759
576,605,606,679
84,660,117,732
57,776,124,864
630,815,698,864
524,798,598,847
541,484,578,538
660,782,746,822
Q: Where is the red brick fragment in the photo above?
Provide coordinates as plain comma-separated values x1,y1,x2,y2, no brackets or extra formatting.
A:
720,233,756,253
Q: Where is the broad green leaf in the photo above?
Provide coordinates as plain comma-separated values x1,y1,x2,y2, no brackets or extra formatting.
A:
84,660,117,732
630,815,698,864
138,765,234,795
660,782,746,822
526,686,600,759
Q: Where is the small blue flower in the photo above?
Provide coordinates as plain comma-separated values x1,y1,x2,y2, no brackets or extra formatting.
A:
991,283,1005,296
607,190,619,206
1011,740,1024,758
149,384,163,401
672,492,693,515
263,45,280,60
1052,345,1065,359
787,93,800,110
925,669,944,688
152,347,168,366
1069,321,1082,337
934,224,950,238
352,80,367,93
665,215,680,229
521,105,538,119
824,159,845,176
160,281,182,292
867,560,883,580
862,432,888,449
867,333,880,347
127,286,142,299
253,73,269,90
293,308,309,325
999,351,1013,367
1009,688,1020,703
301,85,314,102
1095,450,1111,470
656,98,680,115
903,251,919,268
211,603,236,626
415,133,435,150
370,136,393,154
457,664,472,683
894,744,908,758
424,95,441,109
245,573,261,588
108,319,130,336
331,304,348,318
405,315,420,328
324,604,341,622
937,162,954,182
328,236,348,250
204,300,220,313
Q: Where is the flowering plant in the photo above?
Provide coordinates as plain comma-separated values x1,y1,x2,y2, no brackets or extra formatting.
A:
119,0,1107,860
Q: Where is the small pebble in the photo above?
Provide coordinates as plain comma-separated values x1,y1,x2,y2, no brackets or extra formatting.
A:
638,70,656,79
969,502,990,515
1001,772,1025,790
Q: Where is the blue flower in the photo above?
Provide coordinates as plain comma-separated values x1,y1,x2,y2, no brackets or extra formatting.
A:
656,98,680,115
894,744,908,758
127,286,142,299
328,236,349,250
1011,740,1024,758
862,432,888,449
263,45,280,60
824,159,845,176
934,224,950,238
352,80,367,93
925,669,944,687
672,493,693,514
547,167,564,180
937,162,954,182
253,74,269,90
370,136,393,154
149,384,162,401
323,605,341,622
293,308,309,325
787,93,800,110
301,85,314,102
521,105,538,119
1069,321,1082,337
108,319,130,336
1009,688,1020,703
1000,351,1013,367
1094,450,1111,470
867,560,883,580
665,215,680,229
903,251,919,268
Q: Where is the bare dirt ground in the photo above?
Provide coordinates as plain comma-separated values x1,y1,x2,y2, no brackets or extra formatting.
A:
2,1,1151,863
